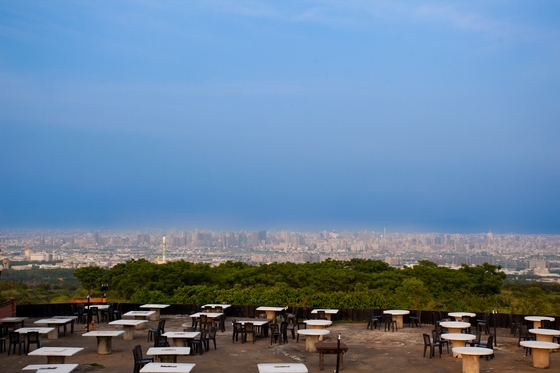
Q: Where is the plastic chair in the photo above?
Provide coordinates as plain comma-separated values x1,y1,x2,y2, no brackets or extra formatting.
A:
133,345,154,373
154,333,170,347
478,334,494,360
0,328,6,353
409,310,422,328
26,331,41,353
280,321,289,344
206,326,217,350
232,322,244,343
431,329,449,354
296,321,307,342
89,306,100,323
383,314,397,332
113,303,122,320
509,314,522,335
317,310,327,320
477,312,490,335
270,323,281,344
148,318,166,342
8,332,25,356
244,323,256,344
423,333,441,358
367,309,380,330
191,328,206,355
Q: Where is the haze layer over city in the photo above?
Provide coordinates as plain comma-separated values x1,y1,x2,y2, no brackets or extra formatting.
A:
1,3,559,249
1,229,559,281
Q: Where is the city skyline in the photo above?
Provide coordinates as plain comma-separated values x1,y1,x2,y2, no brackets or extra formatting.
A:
1,2,559,233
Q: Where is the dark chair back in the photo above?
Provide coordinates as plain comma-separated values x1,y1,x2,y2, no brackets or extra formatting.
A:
26,331,40,353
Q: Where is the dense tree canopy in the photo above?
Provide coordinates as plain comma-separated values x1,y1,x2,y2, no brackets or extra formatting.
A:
69,259,520,312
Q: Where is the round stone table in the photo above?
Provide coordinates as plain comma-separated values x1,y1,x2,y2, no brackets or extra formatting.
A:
440,321,471,334
529,328,560,343
519,341,560,369
448,312,476,322
304,320,332,341
525,316,555,329
297,329,330,352
441,333,476,357
383,310,410,329
452,347,493,373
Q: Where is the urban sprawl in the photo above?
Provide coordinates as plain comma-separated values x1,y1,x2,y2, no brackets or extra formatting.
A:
1,230,559,281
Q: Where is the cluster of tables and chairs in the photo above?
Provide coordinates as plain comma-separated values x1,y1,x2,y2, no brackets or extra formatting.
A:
3,305,560,373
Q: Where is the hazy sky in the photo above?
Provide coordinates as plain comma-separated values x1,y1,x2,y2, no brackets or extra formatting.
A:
1,1,559,233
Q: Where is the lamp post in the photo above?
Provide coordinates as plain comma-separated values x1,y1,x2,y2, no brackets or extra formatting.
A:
100,284,108,303
492,309,497,347
86,293,91,332
336,333,341,373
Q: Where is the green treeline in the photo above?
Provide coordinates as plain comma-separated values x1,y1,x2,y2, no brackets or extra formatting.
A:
72,258,541,313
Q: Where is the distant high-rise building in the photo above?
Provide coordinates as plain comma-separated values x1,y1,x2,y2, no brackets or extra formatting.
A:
529,259,546,269
258,230,266,244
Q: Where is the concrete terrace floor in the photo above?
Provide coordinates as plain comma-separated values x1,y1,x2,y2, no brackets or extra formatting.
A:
0,315,557,373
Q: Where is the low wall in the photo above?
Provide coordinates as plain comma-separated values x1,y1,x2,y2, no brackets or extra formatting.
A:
0,298,17,318
15,302,559,330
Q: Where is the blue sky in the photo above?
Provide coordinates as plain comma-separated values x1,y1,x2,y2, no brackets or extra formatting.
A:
1,1,559,233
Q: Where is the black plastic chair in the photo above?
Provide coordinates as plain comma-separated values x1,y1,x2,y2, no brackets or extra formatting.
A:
270,323,281,344
478,334,494,360
409,310,422,328
467,331,482,347
133,345,154,373
518,325,535,347
206,326,217,350
432,329,449,354
286,315,297,339
477,312,490,335
383,314,397,332
280,321,289,344
0,328,6,353
367,309,380,330
316,310,327,320
154,333,170,347
244,322,256,344
89,306,100,323
113,303,122,320
71,304,85,324
200,315,211,331
191,328,206,355
232,321,244,343
148,318,166,342
101,304,114,322
8,332,25,356
26,331,41,353
509,314,522,335
423,333,441,358
296,322,307,342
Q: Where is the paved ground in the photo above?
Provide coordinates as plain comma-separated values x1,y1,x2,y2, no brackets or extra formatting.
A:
0,315,557,372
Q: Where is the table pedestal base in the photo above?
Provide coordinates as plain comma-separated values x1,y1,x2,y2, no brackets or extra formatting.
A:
392,316,404,329
96,336,112,355
46,356,65,364
305,335,320,352
134,318,146,329
123,325,134,340
46,327,58,340
159,356,177,363
532,349,551,369
172,339,189,347
461,355,479,373
149,310,160,321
